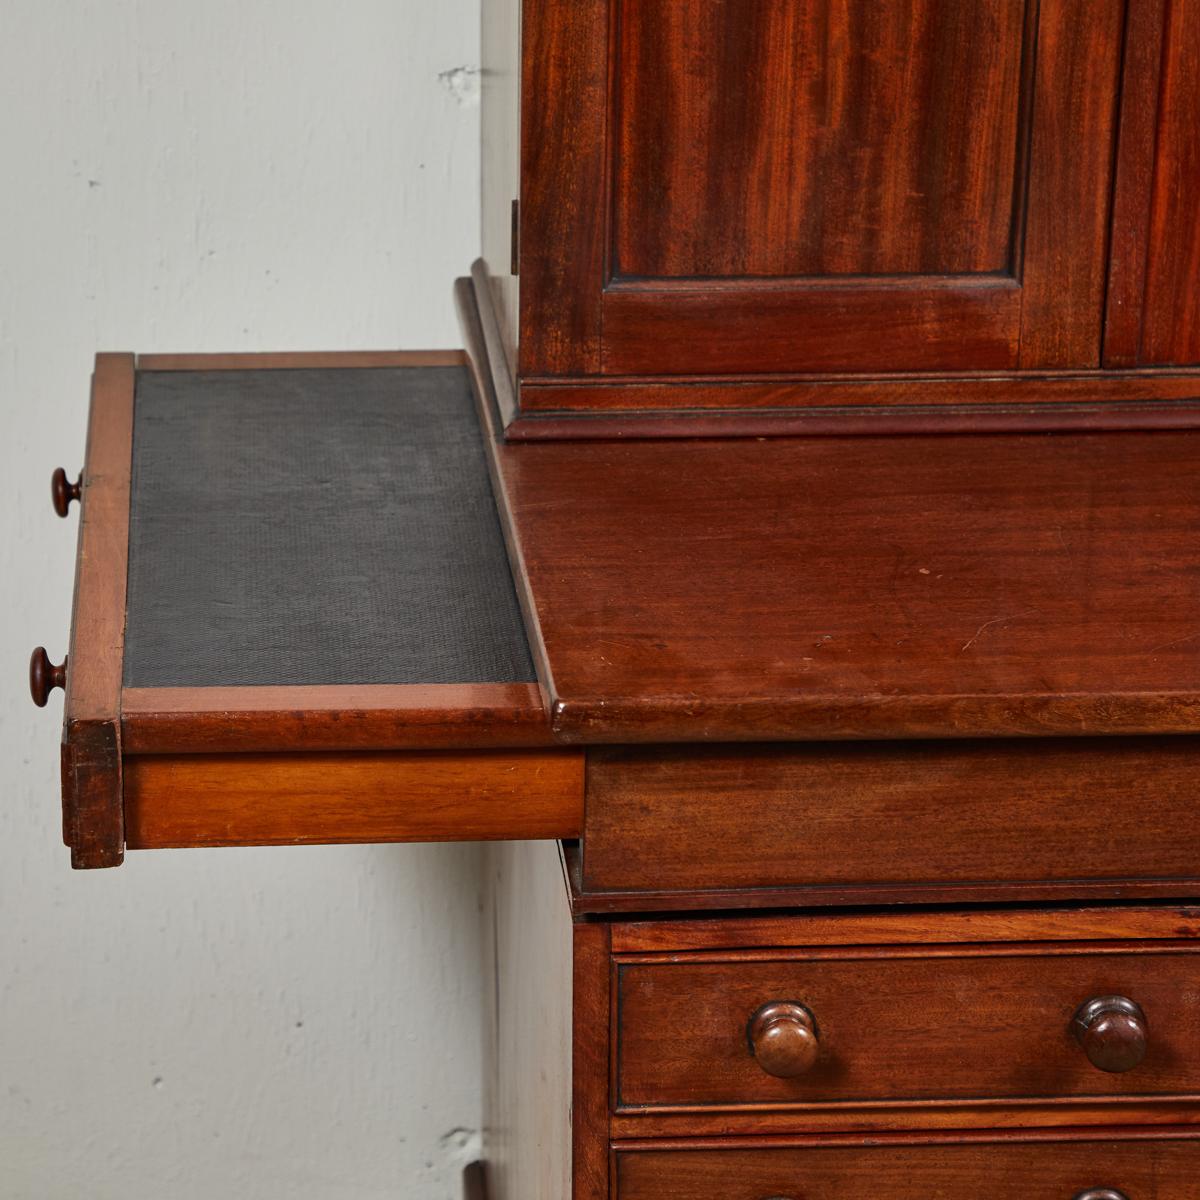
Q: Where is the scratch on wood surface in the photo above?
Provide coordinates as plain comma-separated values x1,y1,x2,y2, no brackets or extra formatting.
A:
961,608,1039,653
1146,632,1200,655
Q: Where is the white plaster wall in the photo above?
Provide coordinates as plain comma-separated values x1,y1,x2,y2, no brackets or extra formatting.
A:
1,4,484,1196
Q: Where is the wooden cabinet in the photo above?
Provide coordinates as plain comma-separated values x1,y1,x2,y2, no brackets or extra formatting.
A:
33,3,1200,1198
547,0,1120,376
478,0,1200,433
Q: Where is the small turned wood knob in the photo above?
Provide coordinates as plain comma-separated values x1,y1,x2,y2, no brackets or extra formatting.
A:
1072,996,1147,1073
748,1002,820,1078
1073,1191,1130,1200
52,468,82,517
30,647,67,708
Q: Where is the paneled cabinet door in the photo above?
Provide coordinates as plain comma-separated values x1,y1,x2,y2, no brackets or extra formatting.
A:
1106,0,1200,367
522,0,1125,379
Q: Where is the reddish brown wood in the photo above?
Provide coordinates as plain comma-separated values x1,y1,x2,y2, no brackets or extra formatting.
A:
1104,0,1171,366
582,739,1200,901
123,748,583,849
614,0,1027,281
602,279,1020,376
573,920,611,1200
507,401,1200,441
1074,997,1150,1074
601,901,1200,1139
457,277,558,704
121,684,554,753
749,1003,821,1080
60,353,134,869
611,1102,1200,1140
30,648,67,708
513,0,1124,405
51,467,81,517
518,0,607,376
489,429,1200,743
518,370,1200,415
1017,0,1123,368
136,350,465,371
614,945,1200,1112
609,905,1200,957
613,1133,1200,1200
1137,1,1200,366
601,0,1037,375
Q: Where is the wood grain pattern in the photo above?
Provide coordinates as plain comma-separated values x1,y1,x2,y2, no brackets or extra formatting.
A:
123,749,583,849
611,1101,1200,1140
582,739,1200,899
1138,0,1200,365
614,0,1028,279
601,278,1021,375
491,429,1200,742
614,1133,1200,1200
61,353,135,869
507,397,1200,441
481,840,573,1200
518,0,607,376
1104,0,1171,367
606,899,1200,1138
1017,0,1124,367
615,945,1200,1110
121,684,554,753
572,918,611,1200
516,0,1122,395
610,905,1200,956
517,368,1200,414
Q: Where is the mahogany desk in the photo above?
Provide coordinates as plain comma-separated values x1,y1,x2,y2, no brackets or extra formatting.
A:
33,0,1200,1194
34,343,1200,1199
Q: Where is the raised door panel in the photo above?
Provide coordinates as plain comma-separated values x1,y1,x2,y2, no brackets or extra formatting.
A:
1106,0,1200,366
613,0,1027,281
521,0,1125,380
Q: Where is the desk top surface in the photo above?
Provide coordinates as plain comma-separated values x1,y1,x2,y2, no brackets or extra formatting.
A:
492,427,1200,742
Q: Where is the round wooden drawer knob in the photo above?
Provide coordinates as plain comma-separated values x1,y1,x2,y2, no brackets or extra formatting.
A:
748,1002,820,1078
30,647,67,708
1073,1191,1129,1200
52,468,82,517
1072,996,1147,1073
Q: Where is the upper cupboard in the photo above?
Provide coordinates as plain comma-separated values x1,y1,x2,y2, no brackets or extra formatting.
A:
477,0,1200,431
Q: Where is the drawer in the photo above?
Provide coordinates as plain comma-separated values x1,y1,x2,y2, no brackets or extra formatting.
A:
583,741,1200,907
614,1134,1200,1200
36,353,582,867
615,944,1200,1112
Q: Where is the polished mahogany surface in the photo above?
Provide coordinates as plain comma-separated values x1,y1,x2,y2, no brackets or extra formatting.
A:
615,947,1200,1110
614,1134,1200,1200
492,429,1200,742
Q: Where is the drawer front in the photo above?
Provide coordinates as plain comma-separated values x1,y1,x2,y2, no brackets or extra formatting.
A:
616,946,1200,1111
615,1137,1200,1200
584,740,1200,903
